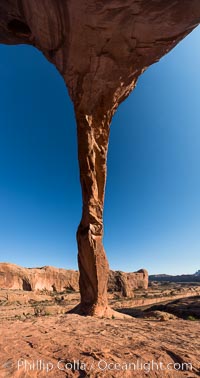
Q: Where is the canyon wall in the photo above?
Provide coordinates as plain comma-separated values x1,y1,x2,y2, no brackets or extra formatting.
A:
0,263,148,296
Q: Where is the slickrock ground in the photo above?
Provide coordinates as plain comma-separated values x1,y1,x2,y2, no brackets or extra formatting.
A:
0,286,199,377
0,312,199,377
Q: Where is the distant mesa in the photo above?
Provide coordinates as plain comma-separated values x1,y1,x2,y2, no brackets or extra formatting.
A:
0,263,148,297
149,271,200,283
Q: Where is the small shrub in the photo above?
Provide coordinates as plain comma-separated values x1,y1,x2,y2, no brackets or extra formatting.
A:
187,315,196,321
34,305,47,317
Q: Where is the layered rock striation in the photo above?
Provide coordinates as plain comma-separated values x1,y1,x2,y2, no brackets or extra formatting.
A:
0,1,200,315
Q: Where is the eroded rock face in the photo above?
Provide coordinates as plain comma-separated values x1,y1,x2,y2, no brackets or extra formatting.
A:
108,269,148,297
0,1,200,316
0,263,79,292
0,263,147,296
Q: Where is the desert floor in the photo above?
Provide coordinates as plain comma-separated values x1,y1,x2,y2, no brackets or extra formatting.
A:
0,284,199,377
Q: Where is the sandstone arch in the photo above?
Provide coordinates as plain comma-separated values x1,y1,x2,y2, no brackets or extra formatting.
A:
0,1,200,316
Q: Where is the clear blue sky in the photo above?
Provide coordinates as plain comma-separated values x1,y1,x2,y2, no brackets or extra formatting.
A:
0,27,200,275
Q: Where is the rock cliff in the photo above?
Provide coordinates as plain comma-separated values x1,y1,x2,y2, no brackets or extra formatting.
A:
0,263,148,296
0,1,200,316
149,273,200,283
0,263,79,292
108,269,148,296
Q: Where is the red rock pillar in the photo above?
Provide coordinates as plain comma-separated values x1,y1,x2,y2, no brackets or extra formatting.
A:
74,109,112,316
